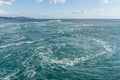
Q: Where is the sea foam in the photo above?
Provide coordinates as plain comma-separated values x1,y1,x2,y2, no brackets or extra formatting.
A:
0,40,41,49
39,38,114,66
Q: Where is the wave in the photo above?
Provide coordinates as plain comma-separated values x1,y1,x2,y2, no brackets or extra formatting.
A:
46,19,63,24
21,38,114,68
1,70,20,80
74,22,94,26
92,38,113,52
3,54,12,59
0,24,6,28
0,41,34,48
0,40,42,49
36,38,114,67
50,51,106,66
25,70,36,78
48,19,62,22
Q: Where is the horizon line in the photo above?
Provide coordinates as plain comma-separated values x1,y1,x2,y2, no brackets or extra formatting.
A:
1,16,120,20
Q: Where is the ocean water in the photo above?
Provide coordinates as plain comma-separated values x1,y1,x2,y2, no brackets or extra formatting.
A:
0,19,120,80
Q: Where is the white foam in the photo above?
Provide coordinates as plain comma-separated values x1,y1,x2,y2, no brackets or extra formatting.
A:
25,70,36,78
81,24,94,26
3,54,12,59
13,36,26,41
49,51,106,66
48,19,62,22
0,24,6,28
0,39,43,49
49,38,114,66
92,38,113,52
22,53,37,66
25,38,114,67
0,41,34,48
3,70,20,80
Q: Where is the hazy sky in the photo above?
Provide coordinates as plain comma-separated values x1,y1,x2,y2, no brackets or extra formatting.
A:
0,0,120,18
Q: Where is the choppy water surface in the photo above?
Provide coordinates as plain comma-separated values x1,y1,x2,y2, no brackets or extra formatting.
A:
0,19,120,80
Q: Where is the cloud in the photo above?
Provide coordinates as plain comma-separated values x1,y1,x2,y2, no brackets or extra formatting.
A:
0,0,14,6
49,0,66,4
36,0,43,2
0,10,6,14
0,10,14,16
58,11,66,15
81,10,87,13
0,0,111,6
72,11,81,14
101,0,109,3
0,0,66,6
43,13,53,17
98,9,104,13
72,10,87,14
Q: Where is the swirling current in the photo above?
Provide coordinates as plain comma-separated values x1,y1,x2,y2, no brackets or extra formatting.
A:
0,19,120,80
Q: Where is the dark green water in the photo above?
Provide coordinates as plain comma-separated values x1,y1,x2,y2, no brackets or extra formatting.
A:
0,19,120,80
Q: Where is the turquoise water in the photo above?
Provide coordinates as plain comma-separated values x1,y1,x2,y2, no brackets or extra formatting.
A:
0,19,120,80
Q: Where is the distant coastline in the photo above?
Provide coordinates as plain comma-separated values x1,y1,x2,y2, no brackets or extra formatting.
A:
0,17,58,22
0,17,34,20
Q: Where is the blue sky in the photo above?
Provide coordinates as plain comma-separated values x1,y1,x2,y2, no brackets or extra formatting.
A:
0,0,120,18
